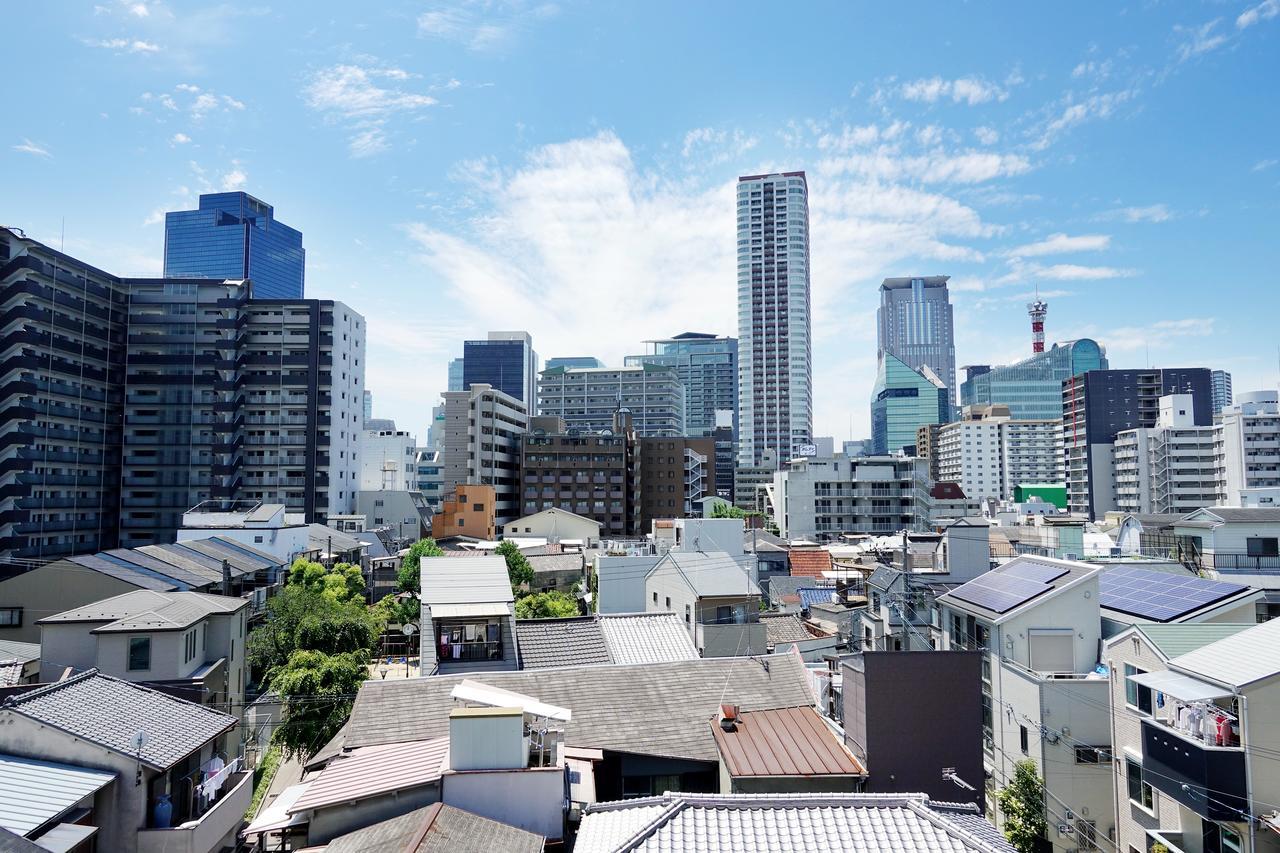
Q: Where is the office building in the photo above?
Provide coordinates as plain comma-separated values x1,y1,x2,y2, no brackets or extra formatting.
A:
736,171,812,467
1211,369,1233,414
163,191,304,299
734,449,778,512
415,447,444,513
447,357,464,392
935,405,1063,503
519,414,640,538
771,453,930,542
877,276,957,397
362,389,373,425
915,424,942,481
359,424,417,491
871,353,949,456
639,436,716,529
1215,389,1280,505
626,332,738,439
1062,368,1212,520
538,364,684,436
544,356,604,370
1115,394,1221,515
961,339,1108,421
712,413,736,500
462,331,537,411
440,383,528,526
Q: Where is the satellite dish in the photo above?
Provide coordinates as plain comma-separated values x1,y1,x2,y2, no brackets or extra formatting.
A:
402,623,418,636
131,730,149,753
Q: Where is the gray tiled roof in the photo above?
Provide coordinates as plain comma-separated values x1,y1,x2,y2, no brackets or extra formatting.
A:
0,663,23,688
576,793,1017,853
324,803,544,853
0,670,236,769
527,553,586,574
659,552,760,597
38,590,245,632
343,653,814,762
598,613,698,665
515,614,698,670
516,618,612,669
759,613,809,645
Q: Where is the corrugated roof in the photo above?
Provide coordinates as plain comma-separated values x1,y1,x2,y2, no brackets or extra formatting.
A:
323,803,545,853
527,553,585,574
420,556,513,605
342,653,814,762
788,549,833,578
598,613,699,665
289,737,448,814
38,590,245,632
0,641,40,666
136,545,224,584
712,706,865,778
516,618,612,670
1171,618,1280,689
575,792,1016,853
659,552,760,598
176,538,271,576
515,614,698,670
307,524,364,554
0,670,236,769
69,553,184,591
760,614,809,646
0,754,115,838
1136,624,1255,660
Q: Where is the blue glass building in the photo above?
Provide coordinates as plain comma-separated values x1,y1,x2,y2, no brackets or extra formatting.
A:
462,331,537,407
164,192,305,298
960,339,1107,421
625,332,738,438
871,353,950,455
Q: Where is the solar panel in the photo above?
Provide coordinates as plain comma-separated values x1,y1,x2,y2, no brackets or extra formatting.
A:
1099,565,1248,622
949,572,1054,614
1004,561,1070,584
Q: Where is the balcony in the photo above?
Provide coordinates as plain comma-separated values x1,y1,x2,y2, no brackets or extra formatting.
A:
136,769,252,853
1141,718,1246,821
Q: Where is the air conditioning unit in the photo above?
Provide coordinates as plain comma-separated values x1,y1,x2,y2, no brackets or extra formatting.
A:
1057,823,1074,836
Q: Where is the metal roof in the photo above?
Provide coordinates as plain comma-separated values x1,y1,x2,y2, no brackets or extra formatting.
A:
0,754,115,837
657,552,761,598
516,613,698,670
98,546,219,587
1127,670,1232,702
799,587,841,611
290,737,448,815
420,556,513,606
1135,624,1255,659
0,640,37,665
307,524,365,554
1184,507,1280,524
67,553,184,591
176,538,272,576
323,802,545,853
711,706,865,778
1171,617,1280,689
38,590,245,632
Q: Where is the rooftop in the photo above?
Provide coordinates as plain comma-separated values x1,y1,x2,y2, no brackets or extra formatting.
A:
47,536,279,593
711,706,865,778
937,556,1097,622
788,548,833,578
0,670,236,769
0,641,39,665
420,556,514,606
1170,617,1280,689
1182,507,1280,524
1133,623,1256,660
289,737,448,815
323,802,544,853
659,551,761,598
1098,564,1255,623
38,589,246,632
0,754,115,838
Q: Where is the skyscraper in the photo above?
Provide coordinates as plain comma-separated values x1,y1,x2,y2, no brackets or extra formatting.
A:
736,172,812,467
960,339,1108,421
1211,369,1233,414
164,192,305,299
462,331,538,412
871,353,949,456
877,276,957,399
447,358,464,392
545,356,605,370
626,332,738,438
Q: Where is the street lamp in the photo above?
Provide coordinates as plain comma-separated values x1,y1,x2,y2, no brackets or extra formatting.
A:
402,623,417,678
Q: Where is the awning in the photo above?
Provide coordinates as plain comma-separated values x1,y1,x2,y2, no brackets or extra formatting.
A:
29,822,98,853
1128,670,1232,702
430,602,510,618
0,755,115,837
241,782,311,837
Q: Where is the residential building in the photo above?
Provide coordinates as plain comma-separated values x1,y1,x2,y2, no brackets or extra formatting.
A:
1115,394,1221,515
1001,419,1064,499
462,331,538,412
877,276,957,398
362,389,372,425
1173,506,1280,580
420,556,517,675
440,383,528,526
736,171,813,467
537,364,684,436
356,490,431,542
712,413,736,500
710,705,866,794
514,612,698,670
164,191,304,298
359,425,416,491
1211,368,1233,414
175,501,309,564
414,447,444,513
961,339,1108,421
644,550,764,657
639,436,716,529
936,405,1063,503
447,357,464,392
519,413,640,537
1063,367,1213,520
871,353,949,456
0,670,245,853
917,423,942,481
544,356,603,370
626,332,737,439
926,481,982,525
1216,389,1280,505
0,638,41,685
38,590,249,711
502,506,602,545
734,448,778,511
320,804,544,853
431,484,496,540
771,453,930,542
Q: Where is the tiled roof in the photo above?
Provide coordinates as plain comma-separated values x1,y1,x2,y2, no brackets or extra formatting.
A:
0,663,22,688
1135,623,1255,660
290,737,448,814
759,613,809,646
711,706,865,778
576,792,1016,853
38,590,245,632
420,556,514,606
598,613,698,665
342,653,814,762
787,548,832,578
0,670,236,769
659,552,760,597
324,803,544,853
516,618,612,670
0,753,115,837
515,614,698,670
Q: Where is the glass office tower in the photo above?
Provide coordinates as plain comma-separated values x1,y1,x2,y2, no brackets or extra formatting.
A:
626,332,738,438
960,339,1107,421
164,192,305,299
871,353,949,455
462,331,538,409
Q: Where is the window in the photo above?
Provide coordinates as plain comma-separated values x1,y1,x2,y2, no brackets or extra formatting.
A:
1125,665,1153,714
1076,820,1099,851
0,607,21,627
128,637,151,671
653,592,658,604
665,596,671,609
184,629,198,664
254,535,264,543
1019,725,1028,754
1126,758,1154,811
1247,537,1279,558
1075,746,1112,764
472,503,484,512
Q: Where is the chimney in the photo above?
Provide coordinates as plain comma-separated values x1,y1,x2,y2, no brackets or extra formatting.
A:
719,703,740,731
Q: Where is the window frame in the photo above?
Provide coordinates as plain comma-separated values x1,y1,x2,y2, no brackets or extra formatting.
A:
128,637,152,672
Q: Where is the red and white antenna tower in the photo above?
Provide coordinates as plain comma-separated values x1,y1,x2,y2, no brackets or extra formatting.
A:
1027,296,1047,354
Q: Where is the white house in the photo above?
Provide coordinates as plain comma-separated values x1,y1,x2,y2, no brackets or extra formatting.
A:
502,507,602,546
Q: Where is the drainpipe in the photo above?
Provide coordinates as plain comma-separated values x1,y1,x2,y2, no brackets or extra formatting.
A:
1241,691,1256,853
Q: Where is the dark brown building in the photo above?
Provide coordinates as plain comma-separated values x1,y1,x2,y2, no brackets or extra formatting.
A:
638,437,716,531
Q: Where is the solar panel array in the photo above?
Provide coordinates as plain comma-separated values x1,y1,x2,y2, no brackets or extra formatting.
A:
947,572,1056,614
1004,561,1070,584
1099,565,1248,622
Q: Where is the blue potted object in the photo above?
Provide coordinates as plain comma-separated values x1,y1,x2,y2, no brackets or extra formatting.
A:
152,794,173,828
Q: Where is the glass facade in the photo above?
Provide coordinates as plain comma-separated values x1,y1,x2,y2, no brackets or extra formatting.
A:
625,333,738,438
545,356,604,369
164,192,304,299
878,276,957,396
960,339,1107,421
463,339,529,403
871,353,949,455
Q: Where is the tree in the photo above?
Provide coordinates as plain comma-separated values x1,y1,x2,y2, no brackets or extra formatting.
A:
247,586,380,681
269,649,368,759
288,558,365,605
997,759,1048,853
711,502,748,519
496,540,534,591
396,538,444,596
515,591,580,619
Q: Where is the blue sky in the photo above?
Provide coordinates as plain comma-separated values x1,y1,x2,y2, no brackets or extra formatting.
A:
5,1,1278,442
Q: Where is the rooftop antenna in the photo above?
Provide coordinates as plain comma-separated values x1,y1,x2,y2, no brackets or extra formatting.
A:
942,767,976,792
1026,288,1047,355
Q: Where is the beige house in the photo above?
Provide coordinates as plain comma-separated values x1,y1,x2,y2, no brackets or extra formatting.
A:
502,507,602,546
644,551,764,657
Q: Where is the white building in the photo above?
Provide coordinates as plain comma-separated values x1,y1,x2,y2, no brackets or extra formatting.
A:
358,426,417,491
537,365,685,437
1216,389,1280,506
936,405,1062,504
770,453,930,542
440,384,529,526
1115,394,1221,515
736,171,812,467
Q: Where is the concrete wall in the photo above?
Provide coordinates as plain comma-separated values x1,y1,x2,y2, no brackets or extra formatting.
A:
645,563,697,637
674,519,744,556
0,566,139,643
306,783,441,845
503,510,600,545
443,767,566,840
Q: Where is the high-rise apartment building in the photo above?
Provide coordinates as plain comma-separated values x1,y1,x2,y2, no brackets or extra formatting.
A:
462,331,538,412
1114,395,1220,515
638,436,716,530
935,406,1063,504
163,192,304,299
960,339,1107,421
538,365,684,436
626,332,737,439
871,353,949,456
771,453,930,542
1062,368,1212,519
362,390,373,426
440,383,528,526
877,276,957,399
1216,390,1280,504
519,414,640,538
1211,369,1233,415
736,172,812,467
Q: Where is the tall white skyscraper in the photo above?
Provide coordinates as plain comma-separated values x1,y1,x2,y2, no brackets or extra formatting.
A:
736,171,812,467
877,276,957,399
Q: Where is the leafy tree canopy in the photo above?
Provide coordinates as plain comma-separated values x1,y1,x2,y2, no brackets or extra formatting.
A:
997,759,1047,853
247,586,381,680
288,558,365,605
396,538,444,596
269,649,367,760
496,540,534,591
515,590,580,619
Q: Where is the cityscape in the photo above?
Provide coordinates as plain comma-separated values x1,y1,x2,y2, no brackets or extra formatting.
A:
1,4,1278,853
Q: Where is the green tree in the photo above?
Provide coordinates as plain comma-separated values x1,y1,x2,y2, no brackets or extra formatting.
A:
515,590,580,619
997,759,1048,853
396,538,444,596
496,540,534,591
288,558,365,605
269,649,368,760
710,502,747,519
247,586,380,680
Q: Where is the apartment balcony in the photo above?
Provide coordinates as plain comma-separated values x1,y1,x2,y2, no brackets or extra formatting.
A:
1141,718,1246,821
136,769,252,853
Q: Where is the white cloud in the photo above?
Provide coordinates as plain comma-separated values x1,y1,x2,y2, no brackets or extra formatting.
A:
135,85,243,120
816,121,909,152
190,93,221,118
1007,232,1111,257
1175,19,1229,61
1069,318,1215,354
12,138,51,157
1032,88,1137,150
899,75,1010,105
1071,59,1112,80
1098,203,1173,223
83,37,161,53
175,83,200,93
1254,158,1279,172
127,2,149,16
1238,0,1279,29
974,126,999,145
170,132,190,145
1032,263,1136,281
681,127,758,164
819,148,1032,184
417,2,559,52
303,63,438,157
220,165,247,191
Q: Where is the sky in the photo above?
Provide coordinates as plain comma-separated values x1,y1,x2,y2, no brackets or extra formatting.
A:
5,1,1279,443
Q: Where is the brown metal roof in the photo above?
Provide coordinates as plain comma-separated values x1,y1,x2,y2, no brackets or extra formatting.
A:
289,736,448,814
711,706,866,778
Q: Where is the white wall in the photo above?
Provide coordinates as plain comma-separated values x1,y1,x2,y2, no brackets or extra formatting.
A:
595,555,659,614
176,526,308,566
443,767,566,840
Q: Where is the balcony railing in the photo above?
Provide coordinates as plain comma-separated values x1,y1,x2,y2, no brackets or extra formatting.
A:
136,769,252,853
1141,718,1246,821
